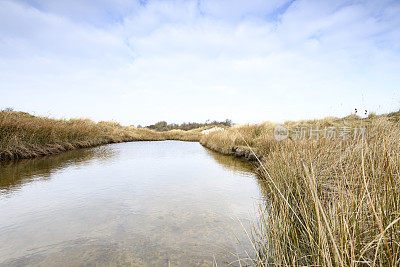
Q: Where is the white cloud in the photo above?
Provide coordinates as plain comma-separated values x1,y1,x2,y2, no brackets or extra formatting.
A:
13,0,141,26
199,0,291,21
1,0,399,125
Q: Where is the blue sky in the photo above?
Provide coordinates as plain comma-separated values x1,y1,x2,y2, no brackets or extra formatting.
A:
1,0,399,125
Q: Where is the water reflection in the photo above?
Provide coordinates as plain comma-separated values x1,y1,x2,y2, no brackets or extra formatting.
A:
206,148,269,200
205,149,256,175
0,141,260,266
0,147,118,195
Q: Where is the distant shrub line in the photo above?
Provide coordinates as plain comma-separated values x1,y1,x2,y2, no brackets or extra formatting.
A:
144,119,232,131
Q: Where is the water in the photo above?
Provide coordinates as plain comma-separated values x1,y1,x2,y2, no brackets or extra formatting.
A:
0,141,261,266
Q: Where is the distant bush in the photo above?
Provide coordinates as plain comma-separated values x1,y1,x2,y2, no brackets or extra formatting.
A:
146,119,232,131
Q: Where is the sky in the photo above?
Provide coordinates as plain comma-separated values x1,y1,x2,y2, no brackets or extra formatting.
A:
1,0,399,126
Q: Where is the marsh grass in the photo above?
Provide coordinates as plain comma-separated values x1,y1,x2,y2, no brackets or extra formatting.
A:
0,111,203,160
201,112,400,266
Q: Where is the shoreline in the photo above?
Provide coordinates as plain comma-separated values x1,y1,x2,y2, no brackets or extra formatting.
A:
0,111,203,161
0,138,203,162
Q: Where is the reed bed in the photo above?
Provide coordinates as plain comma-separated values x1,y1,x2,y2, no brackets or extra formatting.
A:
200,112,400,266
0,111,203,160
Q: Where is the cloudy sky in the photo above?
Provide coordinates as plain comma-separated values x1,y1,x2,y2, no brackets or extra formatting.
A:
1,0,399,125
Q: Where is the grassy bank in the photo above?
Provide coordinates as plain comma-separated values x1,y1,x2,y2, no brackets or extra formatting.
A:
200,112,400,266
0,111,203,160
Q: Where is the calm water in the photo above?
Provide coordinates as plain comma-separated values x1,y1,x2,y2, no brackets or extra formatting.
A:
0,141,262,266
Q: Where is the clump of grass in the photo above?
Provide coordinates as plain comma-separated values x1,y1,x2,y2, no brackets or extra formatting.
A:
201,112,400,266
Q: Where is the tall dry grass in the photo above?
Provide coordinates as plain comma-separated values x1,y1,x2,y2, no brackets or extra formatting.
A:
0,111,205,160
200,112,400,266
162,128,204,142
